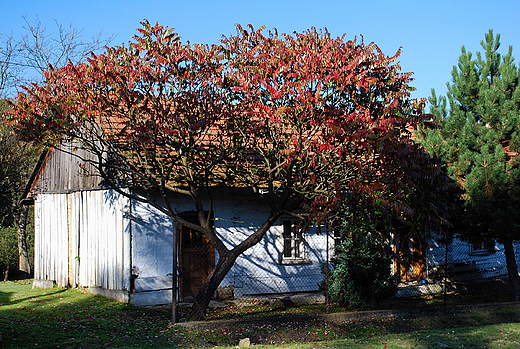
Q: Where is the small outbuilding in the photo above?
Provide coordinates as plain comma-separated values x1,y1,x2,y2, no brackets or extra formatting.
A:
25,143,331,306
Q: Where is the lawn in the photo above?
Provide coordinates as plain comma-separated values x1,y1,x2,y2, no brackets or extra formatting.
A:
1,279,520,348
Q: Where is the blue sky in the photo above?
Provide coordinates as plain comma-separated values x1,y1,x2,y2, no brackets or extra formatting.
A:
2,1,520,105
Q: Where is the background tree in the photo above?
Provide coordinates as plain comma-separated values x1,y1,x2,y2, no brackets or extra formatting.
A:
0,17,112,278
0,16,113,98
10,22,447,319
0,226,18,281
418,30,520,300
0,100,38,277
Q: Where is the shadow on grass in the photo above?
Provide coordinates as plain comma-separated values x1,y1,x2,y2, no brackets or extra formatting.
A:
0,280,184,349
170,281,520,347
175,302,520,348
193,279,515,325
3,279,519,348
1,288,68,306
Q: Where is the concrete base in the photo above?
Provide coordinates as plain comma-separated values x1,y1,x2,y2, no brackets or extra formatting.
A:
236,292,326,307
130,289,172,307
32,279,55,289
396,283,444,297
90,287,129,303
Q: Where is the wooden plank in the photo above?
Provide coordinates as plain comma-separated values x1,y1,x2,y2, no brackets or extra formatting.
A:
45,195,54,282
57,194,69,287
123,195,132,292
41,195,49,281
79,190,89,287
106,190,115,289
96,191,105,288
33,199,42,280
36,193,69,287
33,141,103,194
70,191,80,287
91,191,100,287
112,190,125,290
86,192,94,286
67,193,73,287
114,194,122,290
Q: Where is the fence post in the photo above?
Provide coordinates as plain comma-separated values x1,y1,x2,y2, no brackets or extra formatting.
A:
325,220,330,313
172,222,178,324
444,229,448,307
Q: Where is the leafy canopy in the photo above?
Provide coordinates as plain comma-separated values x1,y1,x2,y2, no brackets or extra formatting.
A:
9,21,451,319
9,22,445,225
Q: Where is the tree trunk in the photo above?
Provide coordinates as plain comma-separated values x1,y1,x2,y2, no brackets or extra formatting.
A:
187,252,237,321
503,236,520,301
186,210,282,321
17,205,31,278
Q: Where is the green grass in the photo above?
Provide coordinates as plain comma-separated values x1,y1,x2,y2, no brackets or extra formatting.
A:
0,279,183,348
2,279,520,348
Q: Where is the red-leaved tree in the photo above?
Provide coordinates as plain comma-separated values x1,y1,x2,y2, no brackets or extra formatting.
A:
9,21,450,320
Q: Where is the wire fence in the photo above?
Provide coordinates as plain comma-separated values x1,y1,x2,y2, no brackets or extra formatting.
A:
395,235,513,304
183,234,518,321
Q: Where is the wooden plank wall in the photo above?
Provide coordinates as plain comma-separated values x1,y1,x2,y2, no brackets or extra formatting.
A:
34,141,102,193
34,193,69,287
34,189,131,291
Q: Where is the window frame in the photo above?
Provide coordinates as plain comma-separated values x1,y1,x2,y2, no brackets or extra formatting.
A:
278,219,311,265
469,239,496,256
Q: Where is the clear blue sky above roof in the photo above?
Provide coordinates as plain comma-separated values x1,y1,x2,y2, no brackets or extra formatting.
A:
3,0,520,103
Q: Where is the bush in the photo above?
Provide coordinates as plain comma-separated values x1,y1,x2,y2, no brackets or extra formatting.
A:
321,235,397,310
0,226,18,280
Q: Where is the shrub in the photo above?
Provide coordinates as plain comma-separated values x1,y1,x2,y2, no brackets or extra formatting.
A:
321,235,397,310
0,226,18,281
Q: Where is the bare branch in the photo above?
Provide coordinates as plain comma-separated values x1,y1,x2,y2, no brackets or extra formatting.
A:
0,15,114,97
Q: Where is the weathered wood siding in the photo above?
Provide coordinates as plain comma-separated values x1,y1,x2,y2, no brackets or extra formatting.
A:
33,142,102,193
34,193,69,287
34,189,131,291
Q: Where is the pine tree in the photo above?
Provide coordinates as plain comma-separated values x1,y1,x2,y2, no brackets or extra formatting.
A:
419,30,520,300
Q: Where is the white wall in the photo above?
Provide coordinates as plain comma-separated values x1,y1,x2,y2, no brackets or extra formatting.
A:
130,187,333,303
34,193,69,287
427,236,520,280
209,188,332,297
33,189,131,291
221,226,330,297
35,187,333,305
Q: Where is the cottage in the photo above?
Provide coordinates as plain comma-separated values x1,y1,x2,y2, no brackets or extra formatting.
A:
24,143,332,306
28,144,518,307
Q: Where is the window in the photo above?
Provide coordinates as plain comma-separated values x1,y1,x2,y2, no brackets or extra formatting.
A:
280,220,310,264
470,239,496,256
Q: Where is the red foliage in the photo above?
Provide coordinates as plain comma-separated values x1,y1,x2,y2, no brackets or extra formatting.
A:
9,20,449,226
8,21,452,319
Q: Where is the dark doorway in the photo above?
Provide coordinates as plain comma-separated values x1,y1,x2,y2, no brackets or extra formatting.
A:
178,213,215,301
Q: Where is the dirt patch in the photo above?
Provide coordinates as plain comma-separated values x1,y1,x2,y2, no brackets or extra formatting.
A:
174,302,520,347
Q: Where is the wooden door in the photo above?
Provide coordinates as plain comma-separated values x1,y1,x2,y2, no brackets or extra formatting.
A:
179,221,215,301
394,233,426,282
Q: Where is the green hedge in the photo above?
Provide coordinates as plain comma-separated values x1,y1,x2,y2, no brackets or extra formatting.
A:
321,235,397,310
